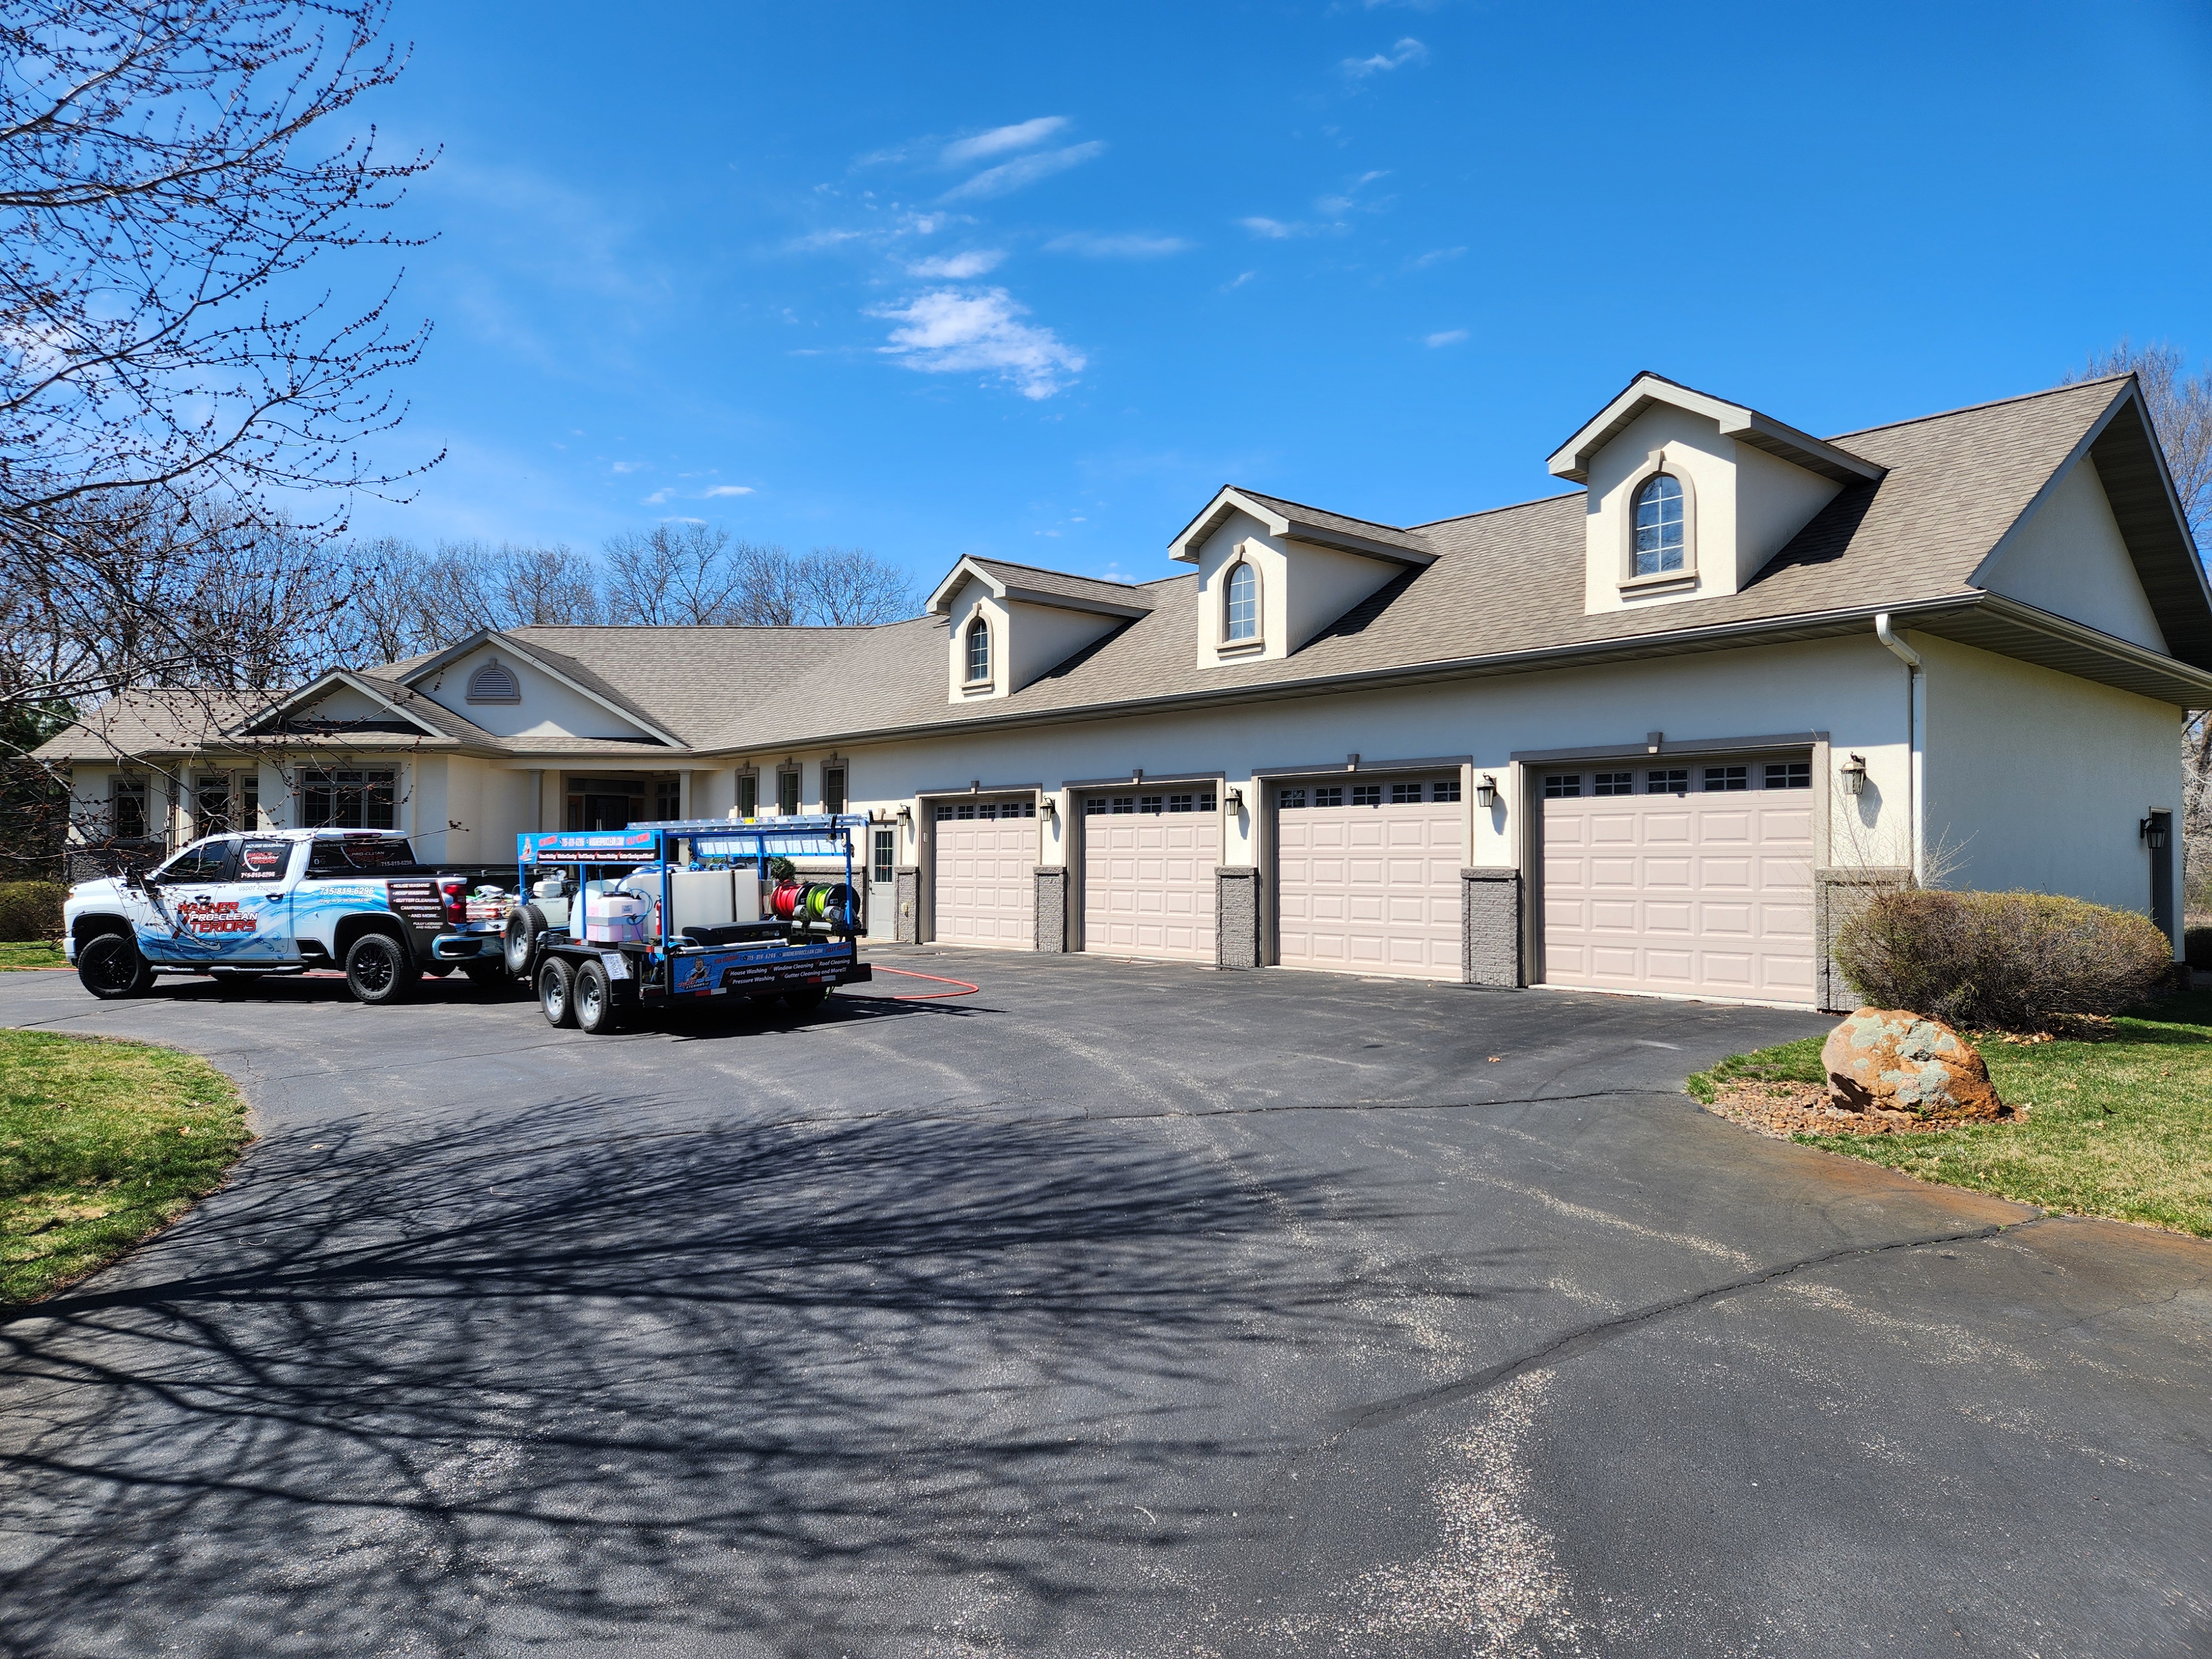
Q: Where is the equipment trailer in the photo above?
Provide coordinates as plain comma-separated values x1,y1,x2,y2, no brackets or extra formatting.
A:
504,815,874,1035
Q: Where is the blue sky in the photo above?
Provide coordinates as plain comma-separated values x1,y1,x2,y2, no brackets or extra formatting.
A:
348,0,2212,591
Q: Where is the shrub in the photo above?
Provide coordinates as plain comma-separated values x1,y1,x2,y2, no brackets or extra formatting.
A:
1834,888,2174,1031
2189,924,2212,972
0,881,65,942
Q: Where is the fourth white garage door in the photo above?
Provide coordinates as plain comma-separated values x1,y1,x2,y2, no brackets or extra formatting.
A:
1081,788,1219,961
932,799,1037,948
1539,758,1816,1005
1275,777,1464,978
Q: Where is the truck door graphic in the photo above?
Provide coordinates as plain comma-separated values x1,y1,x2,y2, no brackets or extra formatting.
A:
208,837,296,962
149,838,278,966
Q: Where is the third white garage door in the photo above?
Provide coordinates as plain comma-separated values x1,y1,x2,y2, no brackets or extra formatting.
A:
1275,776,1464,978
1081,788,1218,960
932,797,1037,948
1539,758,1816,1005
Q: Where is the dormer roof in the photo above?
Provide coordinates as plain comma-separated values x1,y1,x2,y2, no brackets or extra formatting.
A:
229,669,460,742
1546,371,1886,486
925,555,1156,618
397,628,684,747
1167,486,1438,566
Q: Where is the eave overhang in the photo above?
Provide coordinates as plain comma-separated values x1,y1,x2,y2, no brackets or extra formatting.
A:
227,669,450,742
395,629,684,748
1547,371,1887,486
1167,487,1438,567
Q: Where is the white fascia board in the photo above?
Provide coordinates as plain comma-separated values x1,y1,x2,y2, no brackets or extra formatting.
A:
227,669,447,740
925,557,998,615
1547,373,1884,485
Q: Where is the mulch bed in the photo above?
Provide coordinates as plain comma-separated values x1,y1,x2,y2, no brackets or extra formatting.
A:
1700,1080,2021,1141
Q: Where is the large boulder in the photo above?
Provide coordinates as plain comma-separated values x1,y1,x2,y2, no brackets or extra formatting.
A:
1822,1009,2005,1121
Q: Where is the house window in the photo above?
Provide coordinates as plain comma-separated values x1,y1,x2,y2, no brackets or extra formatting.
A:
109,776,149,841
654,778,682,822
1433,778,1461,803
1593,771,1634,796
466,660,520,703
1543,774,1581,799
1313,786,1343,808
195,771,257,836
1703,765,1749,792
1765,761,1811,790
872,828,895,884
823,765,847,817
964,618,990,684
1224,562,1259,643
1647,769,1689,794
1390,781,1421,805
778,769,801,816
1633,474,1686,577
304,769,397,830
1352,784,1383,807
1279,788,1307,809
737,771,758,818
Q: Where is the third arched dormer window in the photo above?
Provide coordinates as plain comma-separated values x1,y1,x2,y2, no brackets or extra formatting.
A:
1632,474,1686,577
964,616,991,684
1224,561,1259,643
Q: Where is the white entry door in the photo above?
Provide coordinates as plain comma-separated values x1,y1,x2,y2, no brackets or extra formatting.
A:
1538,757,1816,1006
1275,777,1464,978
932,799,1038,947
1081,787,1219,961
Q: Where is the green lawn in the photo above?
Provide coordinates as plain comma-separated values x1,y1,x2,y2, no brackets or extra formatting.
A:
1691,990,2212,1237
1,1030,252,1303
0,940,65,969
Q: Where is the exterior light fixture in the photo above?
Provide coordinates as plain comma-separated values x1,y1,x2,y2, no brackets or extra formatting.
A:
1039,796,1057,819
2142,815,2170,851
1475,774,1499,810
1224,786,1244,812
1840,754,1869,797
895,804,912,826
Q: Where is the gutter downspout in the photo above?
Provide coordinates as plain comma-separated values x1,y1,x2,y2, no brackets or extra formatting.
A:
1874,613,1924,884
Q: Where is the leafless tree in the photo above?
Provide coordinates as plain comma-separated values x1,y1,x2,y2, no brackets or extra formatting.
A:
604,524,748,625
802,545,916,625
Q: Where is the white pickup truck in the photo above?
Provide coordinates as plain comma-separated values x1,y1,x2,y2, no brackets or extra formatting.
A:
62,829,508,1005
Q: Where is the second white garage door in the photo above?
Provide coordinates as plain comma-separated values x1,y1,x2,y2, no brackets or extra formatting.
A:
1539,758,1816,1005
932,798,1037,948
1082,788,1219,960
1275,777,1464,978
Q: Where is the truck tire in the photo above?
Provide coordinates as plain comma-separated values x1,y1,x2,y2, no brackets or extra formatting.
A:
504,905,546,975
573,959,624,1034
343,932,418,1005
77,932,154,1000
538,955,577,1028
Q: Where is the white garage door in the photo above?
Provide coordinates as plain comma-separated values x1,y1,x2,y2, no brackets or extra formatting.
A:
1276,776,1464,978
932,798,1037,948
1082,788,1219,960
1540,758,1815,1005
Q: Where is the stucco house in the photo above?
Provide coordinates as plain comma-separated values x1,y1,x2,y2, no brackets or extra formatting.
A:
39,371,2211,1012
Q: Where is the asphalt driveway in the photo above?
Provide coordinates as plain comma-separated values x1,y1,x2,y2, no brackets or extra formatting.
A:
1,949,2208,1657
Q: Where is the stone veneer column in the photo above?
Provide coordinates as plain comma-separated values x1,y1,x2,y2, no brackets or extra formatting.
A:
1215,867,1261,969
894,866,920,945
1814,867,1910,1013
1460,868,1522,988
1034,867,1069,952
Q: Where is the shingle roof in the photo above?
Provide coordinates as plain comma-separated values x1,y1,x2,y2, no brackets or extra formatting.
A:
959,557,1160,612
1227,488,1436,557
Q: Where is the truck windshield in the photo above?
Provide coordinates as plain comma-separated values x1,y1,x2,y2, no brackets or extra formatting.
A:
307,837,422,874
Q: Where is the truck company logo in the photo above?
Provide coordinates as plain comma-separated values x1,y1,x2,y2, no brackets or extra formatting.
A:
173,899,258,936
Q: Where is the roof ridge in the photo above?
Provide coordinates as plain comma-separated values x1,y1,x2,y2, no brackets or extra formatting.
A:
966,554,1148,588
1229,484,1413,533
1825,374,2130,442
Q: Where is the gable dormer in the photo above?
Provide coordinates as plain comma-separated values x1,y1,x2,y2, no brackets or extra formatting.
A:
925,557,1153,702
1168,487,1435,667
1548,373,1885,616
401,631,678,744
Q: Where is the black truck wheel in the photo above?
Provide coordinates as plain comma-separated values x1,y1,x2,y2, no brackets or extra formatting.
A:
503,904,546,975
343,932,418,1005
77,932,154,1000
573,959,625,1035
538,955,577,1028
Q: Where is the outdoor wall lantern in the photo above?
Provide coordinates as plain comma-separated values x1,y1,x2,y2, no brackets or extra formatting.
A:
1039,796,1057,820
2142,815,2170,851
895,804,912,827
1224,786,1244,812
1840,754,1869,797
1475,774,1499,810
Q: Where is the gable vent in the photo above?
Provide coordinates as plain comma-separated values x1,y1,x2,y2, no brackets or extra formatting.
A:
466,661,520,704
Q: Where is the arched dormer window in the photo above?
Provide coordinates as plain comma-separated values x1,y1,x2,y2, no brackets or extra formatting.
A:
1632,474,1685,577
466,660,520,703
1224,561,1259,643
964,616,990,685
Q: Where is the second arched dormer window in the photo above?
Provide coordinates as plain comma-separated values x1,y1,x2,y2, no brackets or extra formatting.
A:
1632,474,1685,577
964,616,991,684
1224,561,1259,643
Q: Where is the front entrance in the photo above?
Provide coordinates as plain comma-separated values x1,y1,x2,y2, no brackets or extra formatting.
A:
1079,787,1219,961
931,797,1039,947
566,776,681,832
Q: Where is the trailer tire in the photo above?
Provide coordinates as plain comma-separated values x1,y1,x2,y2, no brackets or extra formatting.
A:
503,905,546,975
77,932,154,1000
344,932,417,1006
574,959,624,1034
538,955,578,1028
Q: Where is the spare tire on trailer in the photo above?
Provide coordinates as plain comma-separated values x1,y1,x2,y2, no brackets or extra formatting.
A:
503,904,547,975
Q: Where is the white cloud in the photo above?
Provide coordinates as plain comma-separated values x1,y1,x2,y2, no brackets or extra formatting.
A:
909,248,1006,278
1425,328,1468,347
641,488,672,505
1345,37,1430,76
940,141,1106,203
941,117,1069,167
1409,245,1467,269
1238,216,1301,239
609,460,646,474
702,484,755,498
871,286,1086,399
1044,232,1193,258
1223,270,1257,291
